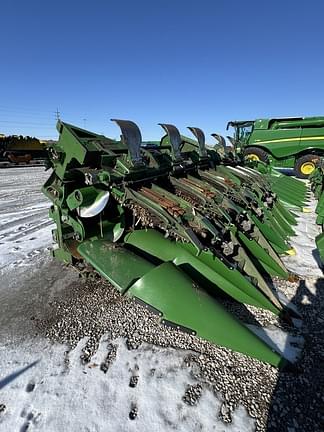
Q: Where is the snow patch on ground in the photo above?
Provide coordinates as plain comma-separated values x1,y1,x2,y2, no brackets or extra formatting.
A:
282,193,322,277
247,324,303,363
0,337,255,432
0,167,53,273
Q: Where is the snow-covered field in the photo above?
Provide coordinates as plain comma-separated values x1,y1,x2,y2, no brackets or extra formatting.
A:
0,168,53,272
0,167,323,432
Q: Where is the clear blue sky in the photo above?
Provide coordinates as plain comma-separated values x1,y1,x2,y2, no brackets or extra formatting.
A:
1,0,324,141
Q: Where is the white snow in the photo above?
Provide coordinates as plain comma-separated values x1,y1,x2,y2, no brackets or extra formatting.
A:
0,336,255,432
247,324,303,363
0,167,53,273
282,191,322,277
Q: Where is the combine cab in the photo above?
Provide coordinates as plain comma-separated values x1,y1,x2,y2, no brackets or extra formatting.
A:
0,134,49,167
227,117,324,178
43,120,305,368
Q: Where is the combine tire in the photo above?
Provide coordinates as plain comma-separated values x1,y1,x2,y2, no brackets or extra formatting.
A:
243,147,269,163
294,154,319,179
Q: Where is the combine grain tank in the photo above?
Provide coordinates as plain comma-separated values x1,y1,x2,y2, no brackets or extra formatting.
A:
227,117,324,178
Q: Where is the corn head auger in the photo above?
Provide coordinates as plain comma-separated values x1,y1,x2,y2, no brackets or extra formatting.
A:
43,120,304,368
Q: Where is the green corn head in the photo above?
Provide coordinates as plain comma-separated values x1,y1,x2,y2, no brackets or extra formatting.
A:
43,120,303,368
310,161,324,265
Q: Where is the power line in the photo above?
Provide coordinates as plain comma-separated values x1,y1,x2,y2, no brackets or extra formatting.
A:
0,105,54,115
0,110,53,122
0,112,55,123
0,120,54,126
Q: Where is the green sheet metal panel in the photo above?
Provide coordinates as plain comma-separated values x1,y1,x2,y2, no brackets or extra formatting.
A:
78,239,153,293
125,229,281,314
78,238,285,366
315,232,324,266
127,262,285,367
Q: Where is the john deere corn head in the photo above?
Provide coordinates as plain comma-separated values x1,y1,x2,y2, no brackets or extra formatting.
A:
207,130,310,211
244,160,309,212
310,161,324,265
43,120,302,368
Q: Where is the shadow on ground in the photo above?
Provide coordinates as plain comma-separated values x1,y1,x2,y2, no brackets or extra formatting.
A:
0,360,39,390
266,278,324,431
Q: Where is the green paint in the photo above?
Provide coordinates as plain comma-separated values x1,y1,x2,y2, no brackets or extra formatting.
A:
228,117,324,176
125,229,282,314
78,238,285,367
42,120,300,367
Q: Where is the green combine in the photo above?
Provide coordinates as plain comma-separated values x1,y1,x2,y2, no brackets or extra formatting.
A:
227,117,324,178
43,120,308,368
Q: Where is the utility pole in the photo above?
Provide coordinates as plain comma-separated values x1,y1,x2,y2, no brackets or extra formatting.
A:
55,108,60,121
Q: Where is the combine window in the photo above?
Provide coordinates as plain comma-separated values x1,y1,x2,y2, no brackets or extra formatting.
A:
238,125,253,142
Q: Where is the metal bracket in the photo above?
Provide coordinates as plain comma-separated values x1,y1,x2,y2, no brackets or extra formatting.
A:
226,136,235,147
161,319,196,336
211,133,226,150
187,127,208,158
133,297,163,317
111,119,143,166
158,123,183,162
